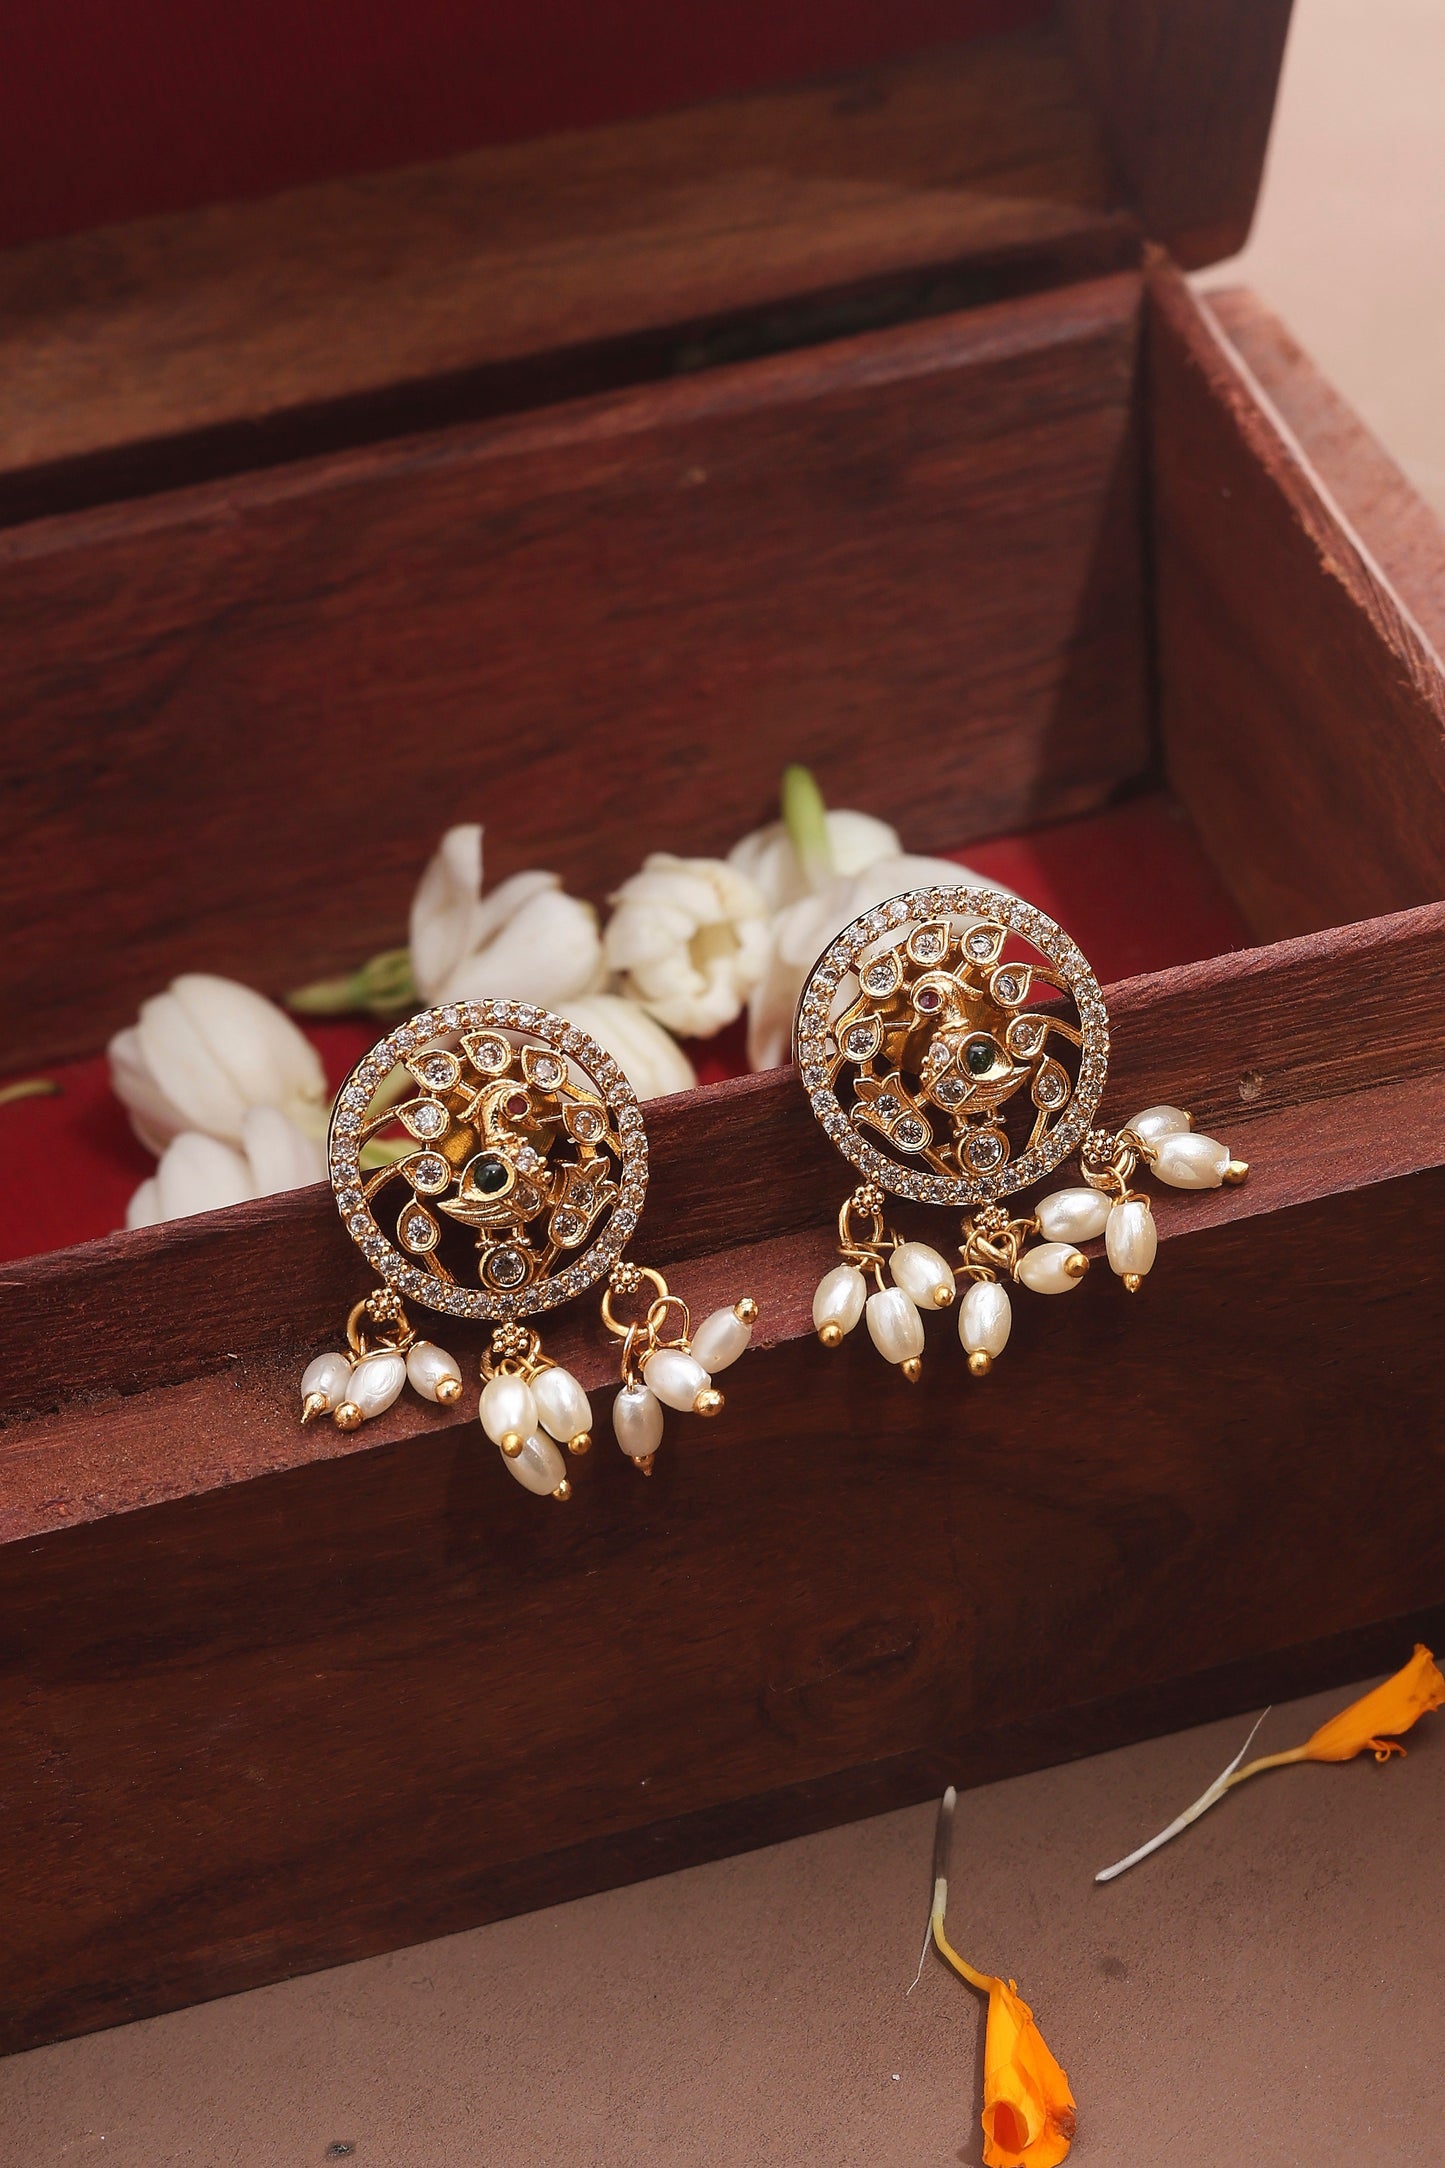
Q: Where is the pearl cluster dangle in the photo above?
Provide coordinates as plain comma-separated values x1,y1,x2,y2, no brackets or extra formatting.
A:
299,1287,464,1431
478,1322,596,1500
813,1104,1249,1381
603,1261,759,1476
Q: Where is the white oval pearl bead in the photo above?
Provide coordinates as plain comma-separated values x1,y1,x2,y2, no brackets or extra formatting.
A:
613,1383,664,1459
480,1373,538,1446
1127,1104,1193,1145
1034,1187,1110,1243
531,1364,592,1442
1016,1242,1086,1295
301,1352,352,1410
1106,1198,1158,1277
348,1350,407,1417
813,1263,866,1337
1152,1132,1231,1188
689,1306,752,1373
643,1347,711,1412
959,1279,1012,1356
503,1432,566,1496
865,1285,925,1363
405,1340,462,1402
889,1241,956,1310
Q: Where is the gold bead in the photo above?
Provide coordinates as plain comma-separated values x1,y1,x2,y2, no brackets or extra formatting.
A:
1223,1158,1250,1185
551,1477,572,1502
301,1391,329,1426
501,1430,524,1458
434,1375,463,1406
818,1321,844,1348
693,1387,724,1417
634,1453,656,1477
1064,1251,1090,1280
1123,1272,1143,1294
333,1402,363,1432
934,1283,955,1308
568,1431,592,1456
967,1349,992,1378
734,1296,760,1326
901,1356,923,1383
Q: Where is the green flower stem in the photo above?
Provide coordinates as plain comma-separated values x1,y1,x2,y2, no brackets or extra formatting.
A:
0,1077,61,1109
781,764,834,887
287,947,417,1019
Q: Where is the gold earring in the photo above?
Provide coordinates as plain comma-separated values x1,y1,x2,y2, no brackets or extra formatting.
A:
793,885,1249,1381
302,998,757,1499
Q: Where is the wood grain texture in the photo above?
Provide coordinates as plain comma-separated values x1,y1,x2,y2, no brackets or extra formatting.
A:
1147,259,1445,940
3,1163,1441,2053
0,27,1126,517
1061,0,1293,268
0,273,1151,1069
1205,285,1445,661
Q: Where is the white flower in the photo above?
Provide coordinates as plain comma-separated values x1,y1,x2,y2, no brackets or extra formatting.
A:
108,974,328,1154
746,852,1008,1071
728,808,902,914
557,994,697,1101
409,824,603,1008
603,854,769,1036
125,1106,327,1229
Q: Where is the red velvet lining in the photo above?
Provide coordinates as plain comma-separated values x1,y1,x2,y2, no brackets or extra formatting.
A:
1,797,1248,1267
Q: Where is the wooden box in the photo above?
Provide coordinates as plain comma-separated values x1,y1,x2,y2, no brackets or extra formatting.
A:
3,1,1444,2055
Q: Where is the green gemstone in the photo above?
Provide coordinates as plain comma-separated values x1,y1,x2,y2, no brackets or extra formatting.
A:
473,1155,511,1194
966,1039,994,1076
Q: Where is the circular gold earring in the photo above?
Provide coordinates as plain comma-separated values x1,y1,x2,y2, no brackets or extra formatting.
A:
794,884,1249,1381
300,999,758,1498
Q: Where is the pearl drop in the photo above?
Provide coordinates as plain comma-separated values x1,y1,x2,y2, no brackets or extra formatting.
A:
503,1432,566,1495
689,1306,751,1373
480,1372,538,1446
1016,1242,1086,1295
889,1241,956,1310
1106,1198,1158,1277
532,1364,592,1442
812,1264,866,1336
865,1285,925,1363
959,1279,1011,1356
1152,1132,1231,1188
643,1346,711,1412
1127,1104,1192,1145
614,1383,664,1459
301,1352,352,1411
405,1340,462,1402
348,1350,407,1417
1035,1187,1110,1243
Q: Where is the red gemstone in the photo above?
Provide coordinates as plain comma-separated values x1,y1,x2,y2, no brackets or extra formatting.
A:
506,1091,530,1118
916,986,941,1012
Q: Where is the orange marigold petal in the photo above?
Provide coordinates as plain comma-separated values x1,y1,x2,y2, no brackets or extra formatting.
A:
1303,1645,1445,1763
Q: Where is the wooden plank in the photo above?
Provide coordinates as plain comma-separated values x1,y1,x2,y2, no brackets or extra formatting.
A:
0,273,1151,1069
1147,257,1445,941
3,1161,1441,2052
0,26,1129,520
1061,0,1294,268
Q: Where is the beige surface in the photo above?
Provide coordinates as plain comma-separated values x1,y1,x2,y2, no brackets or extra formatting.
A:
3,1678,1442,2167
1210,0,1445,519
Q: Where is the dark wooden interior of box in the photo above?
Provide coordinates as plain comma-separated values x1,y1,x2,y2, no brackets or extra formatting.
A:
3,1,1445,2058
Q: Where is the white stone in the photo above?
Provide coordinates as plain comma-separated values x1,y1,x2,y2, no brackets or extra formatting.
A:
502,1432,566,1495
1035,1187,1109,1244
959,1279,1011,1357
1106,1198,1158,1278
1152,1132,1231,1189
689,1306,752,1373
865,1285,925,1363
301,1351,352,1411
812,1263,866,1337
480,1372,538,1446
613,1383,665,1459
643,1346,711,1412
1016,1242,1086,1295
348,1350,407,1417
1127,1104,1193,1146
889,1240,955,1310
532,1364,592,1442
405,1340,462,1401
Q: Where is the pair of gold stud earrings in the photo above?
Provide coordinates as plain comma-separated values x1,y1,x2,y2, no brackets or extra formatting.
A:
301,885,1248,1499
